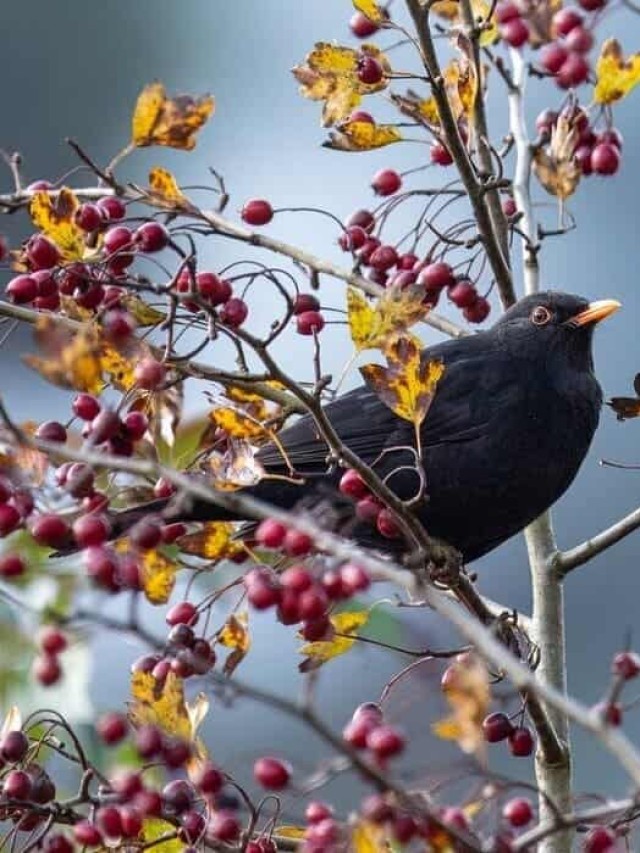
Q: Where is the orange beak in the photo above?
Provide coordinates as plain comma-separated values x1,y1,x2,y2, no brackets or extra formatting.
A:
570,299,621,327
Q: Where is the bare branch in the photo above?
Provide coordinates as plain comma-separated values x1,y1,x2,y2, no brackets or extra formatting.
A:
556,505,640,576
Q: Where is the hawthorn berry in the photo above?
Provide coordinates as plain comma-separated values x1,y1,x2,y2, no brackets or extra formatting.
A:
583,826,617,852
495,1,520,23
464,296,491,323
502,797,533,827
357,55,384,85
26,234,61,270
74,820,103,847
1,729,29,762
366,724,406,758
350,11,379,37
293,293,320,314
98,196,126,220
254,756,292,789
612,650,640,680
371,168,402,196
103,225,133,255
449,281,478,308
206,810,241,842
0,553,26,576
0,505,22,537
30,514,70,548
134,221,169,252
219,297,249,327
35,420,67,443
75,202,104,231
194,760,224,794
166,601,199,627
376,508,402,538
306,801,334,824
508,725,535,756
6,274,38,304
565,25,593,54
241,198,273,226
553,7,583,36
430,141,454,166
96,711,128,745
296,309,325,335
39,625,68,655
346,208,376,233
32,654,62,686
501,17,530,47
483,712,513,742
557,53,590,88
541,42,569,74
591,143,620,176
196,271,232,305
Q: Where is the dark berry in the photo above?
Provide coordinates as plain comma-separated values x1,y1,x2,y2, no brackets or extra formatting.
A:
133,358,166,390
501,17,530,47
219,297,249,327
96,712,128,745
449,281,478,308
463,296,491,323
357,55,384,85
26,235,61,270
565,25,593,54
483,712,513,742
366,724,405,758
591,143,620,175
293,293,320,314
541,42,569,74
1,729,29,762
30,514,70,548
196,271,232,305
0,505,21,537
206,810,241,842
256,518,287,548
296,310,325,335
75,203,104,232
98,196,126,221
430,141,454,166
6,274,37,304
553,7,583,36
0,553,26,576
583,826,617,853
166,601,199,627
508,725,535,756
32,654,62,686
134,221,169,252
612,650,640,680
39,625,67,655
73,514,110,548
103,225,133,256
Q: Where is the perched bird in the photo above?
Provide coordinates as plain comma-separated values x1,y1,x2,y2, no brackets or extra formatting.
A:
114,292,619,562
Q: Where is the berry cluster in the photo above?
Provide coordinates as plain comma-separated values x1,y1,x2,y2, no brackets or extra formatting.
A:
482,711,536,757
540,3,606,89
342,702,406,762
338,211,491,322
536,105,623,177
31,625,67,687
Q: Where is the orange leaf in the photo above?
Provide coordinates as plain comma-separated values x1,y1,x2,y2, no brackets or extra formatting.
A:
140,548,178,604
131,82,214,150
218,612,251,676
178,521,245,561
24,316,103,394
432,653,490,759
29,188,85,261
594,39,640,104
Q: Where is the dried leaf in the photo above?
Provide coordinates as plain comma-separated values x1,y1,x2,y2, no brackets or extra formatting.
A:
129,670,205,742
347,285,428,353
218,612,251,676
148,166,189,206
299,610,369,672
391,91,441,127
293,43,391,127
431,0,497,45
324,120,402,151
24,316,103,394
122,292,166,327
351,820,388,852
29,188,85,261
210,407,269,440
360,337,444,441
208,440,265,490
178,521,245,561
131,81,215,150
594,39,640,104
443,56,479,122
140,548,178,604
100,343,139,391
532,113,581,199
353,0,386,23
432,653,490,759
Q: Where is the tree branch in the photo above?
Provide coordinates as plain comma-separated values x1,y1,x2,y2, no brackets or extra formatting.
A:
556,505,640,577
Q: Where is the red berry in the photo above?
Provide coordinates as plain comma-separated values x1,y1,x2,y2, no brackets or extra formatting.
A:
612,650,640,680
578,0,606,8
346,209,375,233
343,715,378,748
39,625,67,655
26,234,61,270
301,615,332,640
120,807,143,839
123,410,148,441
73,513,111,548
339,469,369,499
154,477,175,499
194,760,224,794
161,522,187,544
350,10,379,37
207,811,241,843
219,297,249,327
134,723,162,758
298,586,329,620
508,725,535,756
241,199,273,226
463,296,491,323
557,52,590,87
591,143,620,175
30,514,70,548
355,496,383,523
583,826,617,852
483,712,514,742
353,702,384,722
306,801,334,824
449,281,478,308
495,0,521,22
74,821,103,847
501,17,529,46
196,271,232,305
575,145,594,176
430,141,454,166
502,197,517,217
32,269,57,297
376,508,402,538
256,518,287,548
97,712,128,745
6,274,37,304
254,756,291,789
35,420,67,443
247,578,281,610
597,701,622,726
0,504,22,537
90,409,121,443
0,235,8,262
293,293,320,314
362,793,395,823
306,818,339,845
417,261,455,290
75,203,104,231
98,196,126,221
96,806,123,839
339,562,370,593
357,55,384,85
134,221,169,252
103,309,136,344
541,42,569,74
1,729,29,762
392,815,417,844
163,779,194,814
283,528,312,556
103,225,133,255
369,244,398,271
598,128,623,149
339,225,368,251
349,110,375,123
371,168,402,197
296,310,325,335
565,25,593,54
503,797,533,827
32,654,62,686
366,724,405,758
111,769,143,799
84,545,120,591
321,570,347,600
134,358,166,390
535,108,558,136
553,7,583,36
166,601,199,626
0,553,26,577
4,768,32,798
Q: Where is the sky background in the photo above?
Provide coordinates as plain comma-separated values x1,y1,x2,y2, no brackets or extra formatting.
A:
2,0,640,818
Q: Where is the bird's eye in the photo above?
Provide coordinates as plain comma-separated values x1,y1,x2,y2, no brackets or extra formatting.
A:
531,306,552,326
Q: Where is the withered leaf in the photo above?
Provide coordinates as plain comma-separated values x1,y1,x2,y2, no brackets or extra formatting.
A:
594,39,640,104
299,610,369,672
218,612,250,676
347,285,428,353
132,82,215,150
29,188,85,261
607,373,640,420
532,113,581,199
324,119,402,151
178,521,245,561
432,653,490,759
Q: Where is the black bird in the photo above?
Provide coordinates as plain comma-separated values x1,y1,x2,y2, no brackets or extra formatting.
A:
114,292,619,562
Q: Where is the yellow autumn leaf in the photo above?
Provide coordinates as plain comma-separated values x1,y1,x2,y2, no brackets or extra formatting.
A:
432,0,497,44
100,343,139,391
275,826,307,840
29,188,85,261
431,0,459,19
24,317,103,394
443,56,478,122
293,43,391,127
210,406,269,440
140,548,178,604
324,120,402,151
148,166,189,206
353,0,386,23
129,670,208,743
131,81,215,150
351,820,388,852
594,38,640,104
432,653,490,759
218,612,251,676
347,286,428,354
141,819,182,853
178,521,245,561
122,292,166,327
299,610,369,672
360,337,444,448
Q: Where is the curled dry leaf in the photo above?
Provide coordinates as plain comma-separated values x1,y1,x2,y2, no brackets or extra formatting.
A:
129,670,208,744
324,119,402,151
299,610,369,672
432,653,490,759
594,38,640,105
532,113,581,199
293,43,391,127
29,188,85,261
607,373,640,420
148,166,190,208
347,285,428,353
178,521,245,561
131,81,215,150
218,612,251,676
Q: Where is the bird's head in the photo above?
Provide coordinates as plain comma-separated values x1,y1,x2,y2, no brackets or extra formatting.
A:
493,291,620,371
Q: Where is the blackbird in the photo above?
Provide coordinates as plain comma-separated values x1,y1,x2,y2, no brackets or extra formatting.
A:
114,292,619,562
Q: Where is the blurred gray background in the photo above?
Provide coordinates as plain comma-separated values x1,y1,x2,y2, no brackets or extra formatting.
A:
2,0,640,820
